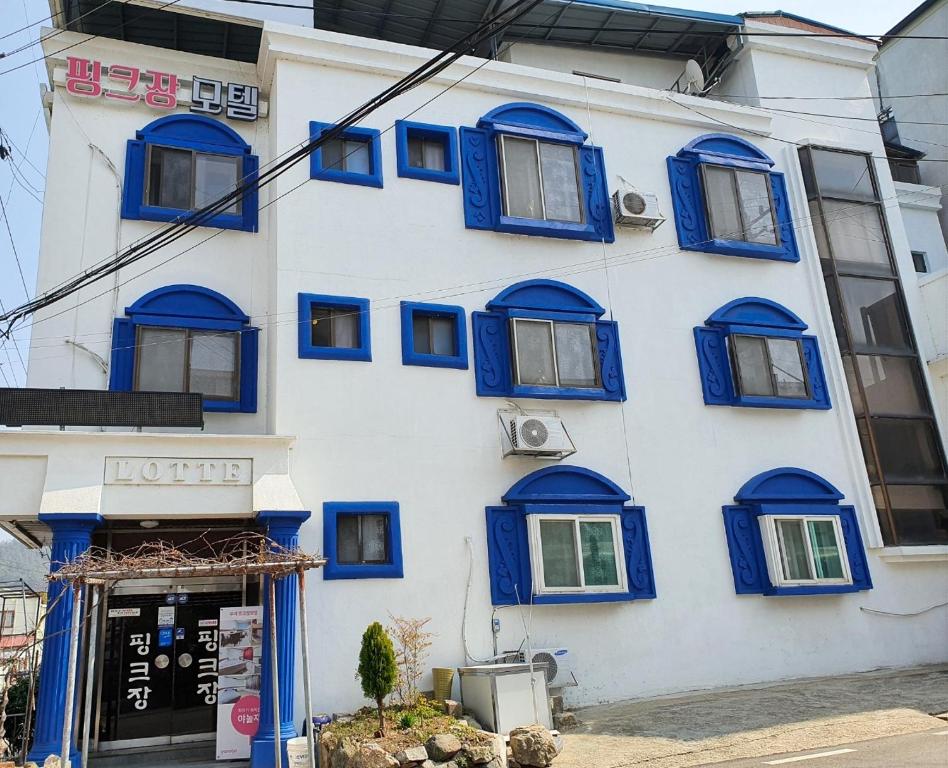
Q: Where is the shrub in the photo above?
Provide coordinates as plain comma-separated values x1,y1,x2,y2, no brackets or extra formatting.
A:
398,712,418,730
387,614,434,707
356,621,398,735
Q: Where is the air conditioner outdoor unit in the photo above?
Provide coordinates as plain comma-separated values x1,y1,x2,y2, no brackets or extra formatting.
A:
612,184,665,230
508,415,573,457
499,648,576,689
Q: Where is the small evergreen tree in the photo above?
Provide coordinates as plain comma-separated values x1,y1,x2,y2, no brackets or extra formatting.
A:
356,621,398,735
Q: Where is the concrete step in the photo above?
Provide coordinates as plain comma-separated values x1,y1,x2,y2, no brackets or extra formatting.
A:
87,741,248,768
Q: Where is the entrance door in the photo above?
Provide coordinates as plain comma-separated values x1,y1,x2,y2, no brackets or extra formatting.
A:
99,591,243,749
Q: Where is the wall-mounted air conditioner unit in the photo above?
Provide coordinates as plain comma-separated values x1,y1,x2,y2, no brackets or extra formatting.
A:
499,412,576,460
612,183,665,231
498,648,576,689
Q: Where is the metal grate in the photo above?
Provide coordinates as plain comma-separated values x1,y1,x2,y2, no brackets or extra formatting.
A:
0,388,204,429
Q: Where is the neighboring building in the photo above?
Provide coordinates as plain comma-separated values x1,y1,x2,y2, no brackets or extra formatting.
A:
0,581,44,682
0,2,946,767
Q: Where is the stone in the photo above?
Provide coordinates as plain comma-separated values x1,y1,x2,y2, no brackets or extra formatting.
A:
331,737,361,768
508,725,558,768
549,695,563,715
462,715,483,730
395,745,429,765
351,743,400,768
425,733,462,761
553,711,578,731
42,757,61,768
443,699,463,718
464,745,497,764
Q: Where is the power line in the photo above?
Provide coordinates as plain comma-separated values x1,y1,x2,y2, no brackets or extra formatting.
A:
0,196,30,300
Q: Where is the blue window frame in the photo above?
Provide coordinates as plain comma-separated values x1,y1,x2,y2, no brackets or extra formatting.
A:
722,467,872,596
472,279,625,402
309,121,383,188
459,102,614,243
485,466,655,606
323,502,403,580
395,120,459,185
108,284,258,413
121,114,259,232
400,301,468,369
694,297,830,410
297,293,371,362
667,133,799,262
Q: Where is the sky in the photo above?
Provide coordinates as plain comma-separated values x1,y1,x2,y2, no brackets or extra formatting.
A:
0,0,926,388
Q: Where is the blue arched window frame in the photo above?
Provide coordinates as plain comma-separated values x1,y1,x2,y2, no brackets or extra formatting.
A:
667,133,799,262
694,297,830,410
108,284,259,413
722,467,872,596
485,466,655,605
459,102,614,243
121,114,259,232
471,279,625,402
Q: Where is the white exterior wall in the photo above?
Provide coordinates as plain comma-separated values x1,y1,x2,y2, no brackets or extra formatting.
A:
9,21,948,720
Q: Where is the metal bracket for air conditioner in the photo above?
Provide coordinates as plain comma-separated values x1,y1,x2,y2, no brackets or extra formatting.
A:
497,406,577,461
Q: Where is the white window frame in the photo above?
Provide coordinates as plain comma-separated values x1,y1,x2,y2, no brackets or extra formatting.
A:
498,135,584,224
527,514,627,596
758,515,853,588
510,318,600,389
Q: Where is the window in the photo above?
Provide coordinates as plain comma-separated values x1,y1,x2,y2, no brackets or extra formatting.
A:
309,121,383,188
889,158,921,185
722,468,872,597
400,302,467,369
109,285,258,413
912,251,929,273
395,121,459,184
528,515,626,594
122,114,258,232
323,502,403,580
0,611,13,630
667,134,799,262
298,293,371,361
485,466,655,606
460,102,614,242
472,279,625,402
694,297,830,410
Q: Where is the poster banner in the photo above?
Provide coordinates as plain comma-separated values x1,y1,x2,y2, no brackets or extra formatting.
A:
215,606,263,760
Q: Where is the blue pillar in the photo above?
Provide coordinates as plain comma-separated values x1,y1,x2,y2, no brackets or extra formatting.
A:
30,512,102,767
251,510,311,768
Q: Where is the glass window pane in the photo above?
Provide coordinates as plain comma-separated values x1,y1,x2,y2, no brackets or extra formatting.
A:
423,139,445,171
321,138,344,171
310,306,333,347
539,520,580,588
888,485,948,545
331,309,360,349
839,277,912,352
857,355,928,415
841,355,865,416
807,520,844,579
408,136,425,168
735,170,777,245
343,140,371,174
502,137,543,219
873,418,944,481
148,146,192,210
136,327,187,392
767,338,807,398
814,200,891,275
733,336,773,396
194,153,240,214
336,516,360,564
539,142,582,223
810,149,876,201
361,515,389,563
514,320,555,386
857,418,880,482
429,316,456,356
188,331,238,400
776,519,813,581
579,521,619,587
704,166,742,241
412,313,431,354
553,323,597,388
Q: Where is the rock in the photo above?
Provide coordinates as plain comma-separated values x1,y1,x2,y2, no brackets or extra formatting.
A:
395,745,429,765
425,733,462,761
351,743,400,768
464,745,497,764
331,737,361,768
549,695,563,715
42,757,61,768
461,715,483,730
509,725,558,768
443,699,463,718
553,711,578,731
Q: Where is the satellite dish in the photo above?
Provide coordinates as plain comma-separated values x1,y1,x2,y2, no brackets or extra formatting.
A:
682,59,705,94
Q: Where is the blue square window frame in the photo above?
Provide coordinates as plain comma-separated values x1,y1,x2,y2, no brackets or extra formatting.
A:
395,121,459,185
323,501,403,580
121,114,259,233
694,297,830,410
309,121,383,188
298,292,371,362
400,301,468,369
667,133,799,262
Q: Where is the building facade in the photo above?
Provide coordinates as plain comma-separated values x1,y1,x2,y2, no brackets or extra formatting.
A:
0,2,946,766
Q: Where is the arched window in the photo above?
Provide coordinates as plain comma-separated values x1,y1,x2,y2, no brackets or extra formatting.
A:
459,102,614,242
109,284,258,413
667,133,798,262
472,279,625,401
723,468,872,596
485,466,655,605
694,297,830,409
121,114,259,232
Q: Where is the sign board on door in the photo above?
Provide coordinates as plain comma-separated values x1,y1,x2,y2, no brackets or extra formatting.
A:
107,607,140,618
215,606,262,760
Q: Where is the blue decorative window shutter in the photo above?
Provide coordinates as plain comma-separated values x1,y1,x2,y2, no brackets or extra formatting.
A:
485,506,530,606
239,327,259,413
666,156,704,251
596,320,626,401
770,173,799,262
620,506,656,599
579,145,615,243
693,326,734,406
460,127,499,232
838,506,872,591
472,311,513,397
108,318,136,391
721,505,769,594
801,337,830,409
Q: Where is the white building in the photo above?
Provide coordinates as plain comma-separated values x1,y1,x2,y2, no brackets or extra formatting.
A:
0,2,946,766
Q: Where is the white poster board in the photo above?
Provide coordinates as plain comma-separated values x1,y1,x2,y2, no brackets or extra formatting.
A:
216,606,263,760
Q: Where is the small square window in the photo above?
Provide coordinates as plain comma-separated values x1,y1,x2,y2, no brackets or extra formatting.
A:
310,306,361,349
911,251,928,273
528,514,626,595
731,335,808,400
324,502,403,580
760,515,852,588
299,293,371,361
512,319,599,389
337,514,390,564
400,302,467,369
395,121,459,184
309,122,383,188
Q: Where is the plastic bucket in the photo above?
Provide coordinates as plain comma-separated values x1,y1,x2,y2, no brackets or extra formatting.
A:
287,736,311,767
432,667,454,701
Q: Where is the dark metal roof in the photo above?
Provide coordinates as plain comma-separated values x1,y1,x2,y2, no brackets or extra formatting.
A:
61,0,263,63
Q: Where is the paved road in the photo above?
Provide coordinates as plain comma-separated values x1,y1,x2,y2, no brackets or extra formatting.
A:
705,726,948,767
